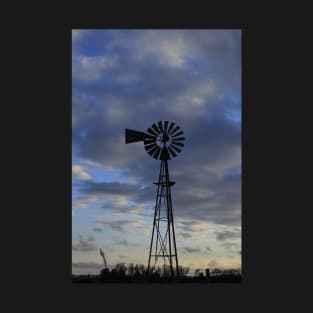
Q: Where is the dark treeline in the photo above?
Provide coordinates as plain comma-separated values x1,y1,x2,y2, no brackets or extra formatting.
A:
72,263,241,283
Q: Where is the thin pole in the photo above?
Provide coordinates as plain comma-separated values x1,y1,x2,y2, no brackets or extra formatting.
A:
164,158,174,277
147,160,163,274
169,185,179,276
165,159,179,276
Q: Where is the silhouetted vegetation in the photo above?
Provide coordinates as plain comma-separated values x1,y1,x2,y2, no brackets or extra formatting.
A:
72,263,241,283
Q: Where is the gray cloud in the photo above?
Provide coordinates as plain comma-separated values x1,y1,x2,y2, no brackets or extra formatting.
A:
93,226,102,232
221,241,240,251
72,31,241,172
72,30,241,263
208,260,218,268
72,236,97,252
72,262,103,269
72,261,104,274
216,229,241,241
76,139,241,226
94,219,145,232
183,246,201,253
178,232,192,238
79,181,139,196
87,235,95,242
115,239,128,246
113,236,141,247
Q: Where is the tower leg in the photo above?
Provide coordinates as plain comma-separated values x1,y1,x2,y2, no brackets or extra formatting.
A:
147,161,163,274
164,159,179,277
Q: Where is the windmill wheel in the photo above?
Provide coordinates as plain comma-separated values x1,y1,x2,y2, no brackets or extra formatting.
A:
144,121,185,160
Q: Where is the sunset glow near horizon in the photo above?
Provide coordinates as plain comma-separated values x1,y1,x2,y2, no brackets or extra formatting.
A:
72,29,241,275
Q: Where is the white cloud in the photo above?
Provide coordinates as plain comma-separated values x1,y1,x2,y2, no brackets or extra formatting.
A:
72,164,92,180
114,30,190,68
94,214,147,233
80,159,103,168
126,204,146,215
72,238,97,252
166,79,220,116
117,73,140,84
72,30,91,43
147,35,189,68
111,197,128,209
73,55,118,81
73,194,100,209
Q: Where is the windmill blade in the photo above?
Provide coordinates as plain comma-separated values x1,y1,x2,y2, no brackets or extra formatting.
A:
144,138,156,145
152,123,161,134
147,144,159,157
168,146,177,158
145,142,157,151
172,141,184,147
145,143,156,151
172,136,185,142
157,121,164,133
163,121,169,133
125,129,150,144
167,122,175,134
152,146,162,159
145,145,157,153
169,125,180,136
171,144,182,153
171,131,184,138
145,134,156,140
147,127,159,137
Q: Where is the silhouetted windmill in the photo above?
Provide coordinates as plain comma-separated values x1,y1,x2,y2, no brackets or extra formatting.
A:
125,121,185,277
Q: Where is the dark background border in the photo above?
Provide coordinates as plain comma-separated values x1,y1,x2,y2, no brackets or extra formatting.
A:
7,4,308,312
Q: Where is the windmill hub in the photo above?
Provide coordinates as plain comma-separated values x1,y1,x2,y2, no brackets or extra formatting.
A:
162,133,169,143
156,133,171,148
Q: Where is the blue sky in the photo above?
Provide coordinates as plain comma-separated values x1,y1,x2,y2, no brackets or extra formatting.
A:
72,29,241,275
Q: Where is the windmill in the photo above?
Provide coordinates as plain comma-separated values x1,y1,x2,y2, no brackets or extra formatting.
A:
99,248,108,269
125,121,185,277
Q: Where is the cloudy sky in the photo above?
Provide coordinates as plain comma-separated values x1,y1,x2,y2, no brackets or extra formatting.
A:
72,29,241,275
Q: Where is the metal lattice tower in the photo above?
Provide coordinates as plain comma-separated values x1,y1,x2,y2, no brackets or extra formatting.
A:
125,121,185,277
